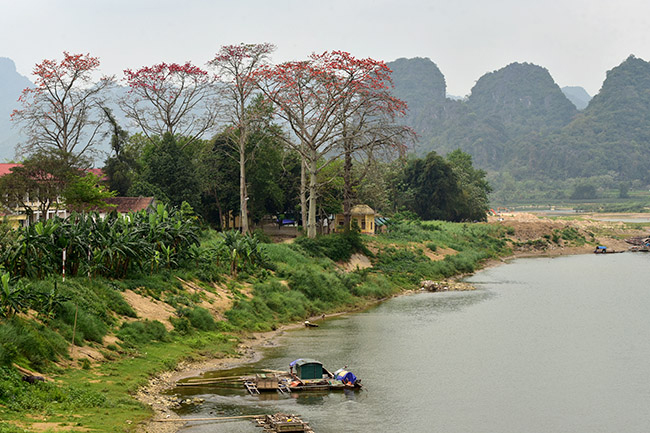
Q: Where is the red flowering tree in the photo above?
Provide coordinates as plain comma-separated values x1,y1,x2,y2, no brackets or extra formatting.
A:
208,43,275,234
121,62,218,148
257,51,412,237
11,52,113,164
325,51,414,231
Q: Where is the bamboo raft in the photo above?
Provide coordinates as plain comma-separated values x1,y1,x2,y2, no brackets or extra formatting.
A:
154,413,314,432
254,413,314,432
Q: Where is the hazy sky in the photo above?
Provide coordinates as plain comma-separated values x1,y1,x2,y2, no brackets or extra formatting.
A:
1,0,648,97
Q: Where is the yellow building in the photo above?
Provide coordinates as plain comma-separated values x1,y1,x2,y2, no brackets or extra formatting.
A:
334,204,376,234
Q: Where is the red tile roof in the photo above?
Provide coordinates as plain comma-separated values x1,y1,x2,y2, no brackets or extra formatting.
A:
101,197,155,213
0,164,105,179
0,163,21,177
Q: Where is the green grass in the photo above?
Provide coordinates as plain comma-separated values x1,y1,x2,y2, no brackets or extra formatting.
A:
0,333,238,432
372,221,511,287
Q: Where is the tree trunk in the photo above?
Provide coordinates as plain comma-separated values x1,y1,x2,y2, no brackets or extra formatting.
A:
343,139,353,233
213,188,224,231
307,156,318,238
239,139,249,234
300,155,308,232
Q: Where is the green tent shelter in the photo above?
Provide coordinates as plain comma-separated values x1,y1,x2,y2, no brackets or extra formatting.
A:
291,358,323,380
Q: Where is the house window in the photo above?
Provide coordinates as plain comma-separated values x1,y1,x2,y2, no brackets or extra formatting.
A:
361,220,366,230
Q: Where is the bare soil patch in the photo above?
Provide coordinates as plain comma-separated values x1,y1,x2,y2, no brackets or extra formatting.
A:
341,253,372,272
122,290,176,330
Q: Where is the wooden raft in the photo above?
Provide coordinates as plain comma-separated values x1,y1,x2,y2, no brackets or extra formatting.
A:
254,413,314,432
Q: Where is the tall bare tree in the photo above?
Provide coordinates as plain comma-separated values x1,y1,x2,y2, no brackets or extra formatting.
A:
11,52,113,164
208,43,276,234
121,62,219,148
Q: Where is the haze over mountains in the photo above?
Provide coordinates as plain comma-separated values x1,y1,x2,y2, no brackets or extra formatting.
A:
2,54,649,200
388,54,650,199
0,58,30,160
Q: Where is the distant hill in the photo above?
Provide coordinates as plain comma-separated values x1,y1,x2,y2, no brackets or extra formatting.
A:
390,55,650,199
387,57,450,140
561,86,591,110
0,58,31,161
390,59,578,171
531,55,650,183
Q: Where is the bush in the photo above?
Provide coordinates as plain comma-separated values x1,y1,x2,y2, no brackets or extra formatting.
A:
170,316,192,335
116,320,169,347
0,318,68,368
293,230,367,262
53,301,107,344
288,267,352,304
187,307,216,331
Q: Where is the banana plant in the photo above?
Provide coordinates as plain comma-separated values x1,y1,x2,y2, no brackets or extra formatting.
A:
0,273,28,318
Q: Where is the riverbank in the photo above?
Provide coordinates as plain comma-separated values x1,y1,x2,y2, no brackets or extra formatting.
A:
136,212,650,433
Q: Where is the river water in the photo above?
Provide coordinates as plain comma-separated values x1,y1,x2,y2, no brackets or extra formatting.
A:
173,253,650,432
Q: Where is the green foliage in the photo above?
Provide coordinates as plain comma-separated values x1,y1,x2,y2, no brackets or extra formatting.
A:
0,274,29,319
116,320,169,347
0,366,108,412
293,229,367,262
0,318,68,368
136,133,201,209
570,183,597,200
187,307,217,331
0,422,28,433
552,227,587,245
374,220,510,286
0,204,200,279
54,301,107,344
394,150,490,222
63,172,117,212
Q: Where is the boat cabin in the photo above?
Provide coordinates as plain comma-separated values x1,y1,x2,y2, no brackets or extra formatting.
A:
290,358,323,380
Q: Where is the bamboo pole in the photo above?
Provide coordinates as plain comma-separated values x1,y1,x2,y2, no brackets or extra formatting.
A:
153,414,264,422
185,375,246,382
70,304,78,355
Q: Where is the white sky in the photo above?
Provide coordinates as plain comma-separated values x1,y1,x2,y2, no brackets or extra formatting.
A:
1,0,648,97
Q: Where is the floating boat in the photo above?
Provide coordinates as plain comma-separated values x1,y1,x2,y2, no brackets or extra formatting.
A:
286,358,362,391
593,246,624,254
176,359,362,395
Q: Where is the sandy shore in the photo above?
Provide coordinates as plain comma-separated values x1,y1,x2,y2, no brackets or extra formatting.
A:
137,212,650,433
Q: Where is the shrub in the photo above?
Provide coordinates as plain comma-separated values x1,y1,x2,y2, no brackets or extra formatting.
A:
288,267,352,304
187,307,216,331
170,316,192,335
116,320,169,347
54,301,107,344
0,318,68,368
293,230,367,262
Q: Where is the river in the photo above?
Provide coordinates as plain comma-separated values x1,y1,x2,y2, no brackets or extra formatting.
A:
173,253,650,432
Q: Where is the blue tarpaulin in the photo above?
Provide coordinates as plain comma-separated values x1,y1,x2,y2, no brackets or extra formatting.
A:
334,368,357,384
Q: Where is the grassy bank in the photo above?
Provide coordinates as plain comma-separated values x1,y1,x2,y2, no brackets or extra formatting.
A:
1,218,582,433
